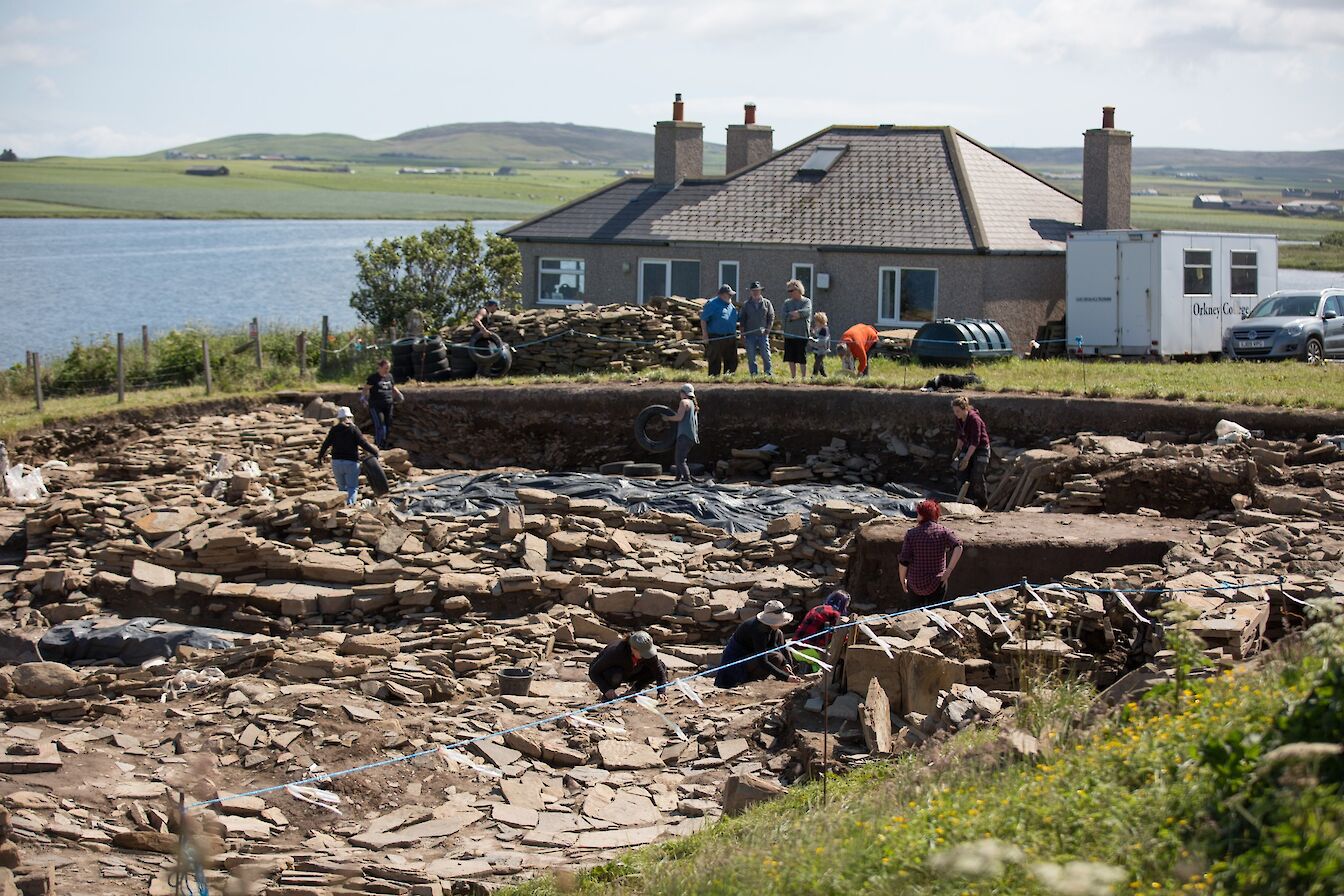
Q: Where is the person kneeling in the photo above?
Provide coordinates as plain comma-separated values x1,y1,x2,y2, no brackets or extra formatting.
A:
588,631,667,701
714,600,801,688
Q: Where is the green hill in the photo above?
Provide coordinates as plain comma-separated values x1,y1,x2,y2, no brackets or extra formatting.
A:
164,122,729,171
999,146,1344,184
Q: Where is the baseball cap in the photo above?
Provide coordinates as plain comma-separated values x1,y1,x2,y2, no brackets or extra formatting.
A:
679,383,695,396
484,298,500,306
629,630,657,658
717,284,736,296
749,280,762,289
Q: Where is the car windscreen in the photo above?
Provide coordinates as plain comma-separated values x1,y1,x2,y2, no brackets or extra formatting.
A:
1247,295,1319,318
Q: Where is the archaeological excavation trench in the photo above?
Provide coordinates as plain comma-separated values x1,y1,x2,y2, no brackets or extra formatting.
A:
0,383,1341,894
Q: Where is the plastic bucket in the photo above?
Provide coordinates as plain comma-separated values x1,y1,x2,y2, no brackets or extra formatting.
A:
497,667,533,697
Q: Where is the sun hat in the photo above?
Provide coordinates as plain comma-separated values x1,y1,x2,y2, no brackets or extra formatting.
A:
757,599,793,627
679,383,695,396
336,406,353,420
749,280,762,290
629,630,657,658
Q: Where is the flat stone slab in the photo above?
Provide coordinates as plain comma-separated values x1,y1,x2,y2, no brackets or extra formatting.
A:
596,739,663,771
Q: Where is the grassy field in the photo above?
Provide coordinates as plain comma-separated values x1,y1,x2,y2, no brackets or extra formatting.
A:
0,157,613,219
502,617,1344,896
418,355,1344,412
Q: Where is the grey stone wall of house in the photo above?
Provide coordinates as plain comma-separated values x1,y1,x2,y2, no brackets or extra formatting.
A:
519,241,1064,350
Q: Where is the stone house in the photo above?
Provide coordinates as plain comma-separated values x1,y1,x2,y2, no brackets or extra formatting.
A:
504,98,1132,350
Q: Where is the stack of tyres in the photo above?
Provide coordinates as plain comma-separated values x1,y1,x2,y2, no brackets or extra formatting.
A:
390,337,418,383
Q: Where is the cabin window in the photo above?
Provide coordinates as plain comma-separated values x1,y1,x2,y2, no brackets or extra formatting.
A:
1184,249,1213,296
639,259,701,303
538,258,585,305
718,261,740,296
1230,251,1258,296
878,267,938,326
791,263,814,298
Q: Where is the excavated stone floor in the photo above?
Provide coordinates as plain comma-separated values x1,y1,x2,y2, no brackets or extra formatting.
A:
0,389,1340,896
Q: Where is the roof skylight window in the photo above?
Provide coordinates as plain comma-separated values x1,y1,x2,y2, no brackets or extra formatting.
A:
799,144,847,175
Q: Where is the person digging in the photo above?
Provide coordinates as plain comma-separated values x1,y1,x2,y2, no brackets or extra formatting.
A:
588,630,668,702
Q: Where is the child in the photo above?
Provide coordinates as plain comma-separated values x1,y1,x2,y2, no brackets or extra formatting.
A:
809,311,831,377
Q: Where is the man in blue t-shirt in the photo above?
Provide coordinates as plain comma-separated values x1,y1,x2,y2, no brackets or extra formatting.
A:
699,284,740,376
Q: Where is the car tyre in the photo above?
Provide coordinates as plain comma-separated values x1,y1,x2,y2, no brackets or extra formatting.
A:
1303,336,1324,365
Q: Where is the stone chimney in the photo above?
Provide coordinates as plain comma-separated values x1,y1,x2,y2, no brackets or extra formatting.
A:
1082,105,1132,230
725,103,774,175
654,93,704,187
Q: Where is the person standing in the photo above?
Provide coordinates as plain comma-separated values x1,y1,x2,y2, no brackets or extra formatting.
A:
664,383,700,483
780,279,812,381
739,281,776,376
838,323,880,376
898,499,963,603
316,407,380,506
951,396,991,507
361,358,403,449
714,600,801,688
809,311,831,377
699,285,740,376
588,631,668,701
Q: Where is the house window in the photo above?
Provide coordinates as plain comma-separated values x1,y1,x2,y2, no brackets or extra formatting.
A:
877,267,938,326
537,258,585,305
791,263,814,297
639,259,701,303
1184,249,1213,296
718,261,739,296
1229,251,1257,296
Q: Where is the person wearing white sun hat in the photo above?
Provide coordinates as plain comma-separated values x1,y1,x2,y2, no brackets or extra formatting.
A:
714,599,801,688
317,406,379,506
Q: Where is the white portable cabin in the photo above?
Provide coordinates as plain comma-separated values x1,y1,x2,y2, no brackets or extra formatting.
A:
1065,230,1278,357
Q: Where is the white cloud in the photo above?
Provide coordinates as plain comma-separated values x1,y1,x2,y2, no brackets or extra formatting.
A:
6,126,205,158
0,41,79,65
525,0,889,42
0,15,79,38
32,74,60,98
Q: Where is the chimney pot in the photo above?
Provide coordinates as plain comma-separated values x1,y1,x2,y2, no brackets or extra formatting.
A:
1102,105,1115,129
744,103,757,125
673,93,684,122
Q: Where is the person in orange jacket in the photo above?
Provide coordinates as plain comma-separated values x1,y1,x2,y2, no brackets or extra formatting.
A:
838,323,879,376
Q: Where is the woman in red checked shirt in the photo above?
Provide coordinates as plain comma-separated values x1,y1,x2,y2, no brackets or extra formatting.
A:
898,500,964,604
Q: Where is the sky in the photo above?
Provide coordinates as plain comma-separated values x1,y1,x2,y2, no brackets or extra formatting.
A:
1,0,1341,158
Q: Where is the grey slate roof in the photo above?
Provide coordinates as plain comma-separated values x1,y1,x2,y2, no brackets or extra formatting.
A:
504,126,1081,254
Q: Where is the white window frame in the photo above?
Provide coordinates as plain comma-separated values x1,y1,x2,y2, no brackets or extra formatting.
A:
1183,248,1214,297
791,263,815,297
637,257,701,304
537,257,586,306
1228,250,1258,297
718,260,740,297
876,266,939,326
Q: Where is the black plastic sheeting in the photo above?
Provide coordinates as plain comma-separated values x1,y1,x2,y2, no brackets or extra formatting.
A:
395,471,935,533
40,617,236,666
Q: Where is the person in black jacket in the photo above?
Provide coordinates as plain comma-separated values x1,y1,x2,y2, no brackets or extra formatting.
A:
317,407,379,506
714,600,801,688
588,631,668,701
360,359,403,449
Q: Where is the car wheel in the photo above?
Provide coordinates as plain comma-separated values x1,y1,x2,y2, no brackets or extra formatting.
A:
1303,336,1324,365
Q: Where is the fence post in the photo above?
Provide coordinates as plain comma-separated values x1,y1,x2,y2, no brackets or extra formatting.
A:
320,315,330,377
116,332,125,403
297,331,307,379
141,325,150,364
32,353,43,412
203,338,213,396
251,317,262,369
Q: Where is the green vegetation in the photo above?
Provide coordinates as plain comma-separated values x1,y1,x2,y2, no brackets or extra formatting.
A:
350,223,522,330
503,613,1344,896
417,354,1344,412
1280,232,1344,271
0,157,613,219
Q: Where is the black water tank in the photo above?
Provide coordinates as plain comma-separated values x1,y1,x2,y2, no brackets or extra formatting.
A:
911,319,1013,365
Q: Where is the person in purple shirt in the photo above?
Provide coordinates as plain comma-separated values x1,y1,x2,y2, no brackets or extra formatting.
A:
951,396,990,508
